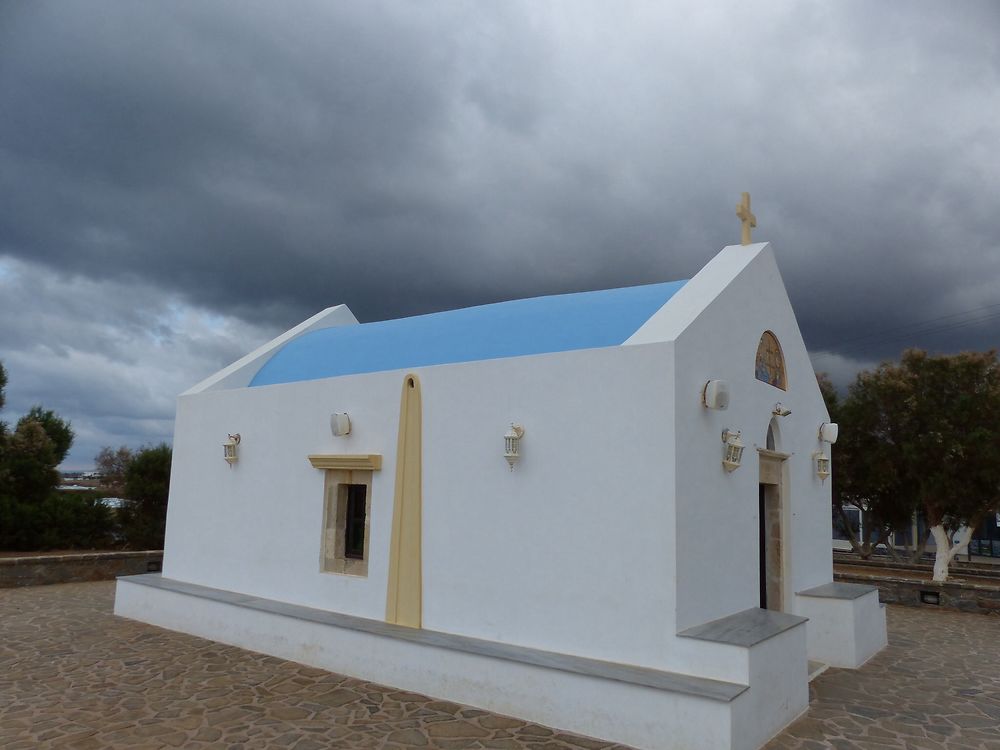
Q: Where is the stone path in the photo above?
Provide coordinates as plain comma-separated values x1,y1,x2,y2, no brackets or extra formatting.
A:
0,582,629,749
1,582,998,749
768,606,1000,750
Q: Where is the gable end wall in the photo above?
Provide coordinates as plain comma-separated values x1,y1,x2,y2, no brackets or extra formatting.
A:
670,245,832,631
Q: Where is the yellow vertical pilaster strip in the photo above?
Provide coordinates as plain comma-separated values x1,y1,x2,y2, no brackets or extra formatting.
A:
385,373,422,628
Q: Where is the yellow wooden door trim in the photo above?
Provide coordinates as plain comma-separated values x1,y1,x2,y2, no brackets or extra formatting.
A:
385,373,422,628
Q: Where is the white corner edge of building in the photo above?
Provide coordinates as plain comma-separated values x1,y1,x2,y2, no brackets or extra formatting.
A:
624,242,772,347
182,304,359,396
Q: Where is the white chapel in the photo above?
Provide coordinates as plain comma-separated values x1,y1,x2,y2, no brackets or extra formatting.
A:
116,204,887,750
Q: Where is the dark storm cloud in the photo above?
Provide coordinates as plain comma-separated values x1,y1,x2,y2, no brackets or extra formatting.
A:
1,2,474,315
1,1,999,465
0,256,277,467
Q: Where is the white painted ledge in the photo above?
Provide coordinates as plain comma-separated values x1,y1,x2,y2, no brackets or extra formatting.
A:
798,582,877,600
678,607,807,647
117,573,743,702
115,574,754,750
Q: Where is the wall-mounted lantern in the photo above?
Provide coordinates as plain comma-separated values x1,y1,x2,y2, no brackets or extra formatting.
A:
223,433,241,466
772,402,791,417
813,450,831,482
331,412,352,437
504,423,525,471
721,429,744,472
814,422,837,482
702,379,730,410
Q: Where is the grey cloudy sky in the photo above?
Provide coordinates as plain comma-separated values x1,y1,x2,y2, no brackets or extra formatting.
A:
1,1,998,469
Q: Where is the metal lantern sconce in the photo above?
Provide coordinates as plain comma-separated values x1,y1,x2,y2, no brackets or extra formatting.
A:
721,429,744,472
813,450,831,482
504,423,525,471
815,421,838,482
223,433,241,466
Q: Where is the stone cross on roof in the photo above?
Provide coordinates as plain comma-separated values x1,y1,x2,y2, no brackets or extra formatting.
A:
736,192,757,245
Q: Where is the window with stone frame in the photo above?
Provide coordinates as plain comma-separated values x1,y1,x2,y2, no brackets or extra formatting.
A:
321,469,372,576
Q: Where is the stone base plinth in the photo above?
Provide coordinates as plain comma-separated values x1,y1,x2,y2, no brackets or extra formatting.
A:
835,570,1000,615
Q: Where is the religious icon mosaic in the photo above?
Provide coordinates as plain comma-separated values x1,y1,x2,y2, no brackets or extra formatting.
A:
755,331,786,390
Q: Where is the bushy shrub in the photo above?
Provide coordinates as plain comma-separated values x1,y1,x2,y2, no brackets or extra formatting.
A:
45,491,118,549
0,360,98,551
0,494,41,550
119,444,172,549
0,491,118,551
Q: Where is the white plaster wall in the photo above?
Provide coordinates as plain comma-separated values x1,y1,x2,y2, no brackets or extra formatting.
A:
162,343,677,669
160,242,838,674
657,245,833,630
854,597,888,666
668,636,750,684
163,367,404,620
793,594,857,666
794,591,886,668
730,626,809,750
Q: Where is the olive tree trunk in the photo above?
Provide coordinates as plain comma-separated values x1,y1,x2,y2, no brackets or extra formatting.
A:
929,524,973,582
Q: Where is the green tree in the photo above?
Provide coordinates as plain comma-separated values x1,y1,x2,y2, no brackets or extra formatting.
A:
818,371,902,559
0,361,8,487
0,362,113,551
816,372,839,419
94,445,134,498
833,367,920,559
838,349,1000,580
0,365,74,502
5,420,59,504
0,418,62,550
120,443,172,549
17,406,74,465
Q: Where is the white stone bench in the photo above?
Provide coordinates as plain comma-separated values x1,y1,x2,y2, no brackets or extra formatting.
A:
674,607,810,749
117,574,758,749
796,582,887,668
117,573,744,701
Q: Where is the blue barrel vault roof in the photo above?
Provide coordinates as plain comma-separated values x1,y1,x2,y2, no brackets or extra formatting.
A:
249,279,687,387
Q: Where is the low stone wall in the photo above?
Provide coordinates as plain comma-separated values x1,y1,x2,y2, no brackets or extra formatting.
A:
835,569,1000,616
833,551,1000,578
0,551,163,588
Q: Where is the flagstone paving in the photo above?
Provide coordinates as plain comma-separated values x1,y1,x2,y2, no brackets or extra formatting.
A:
767,604,1000,750
1,582,998,749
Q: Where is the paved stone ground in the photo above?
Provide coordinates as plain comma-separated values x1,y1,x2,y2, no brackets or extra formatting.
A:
1,582,998,749
767,606,1000,750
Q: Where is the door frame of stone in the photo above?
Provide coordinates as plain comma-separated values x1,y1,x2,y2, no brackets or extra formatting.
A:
758,447,790,612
